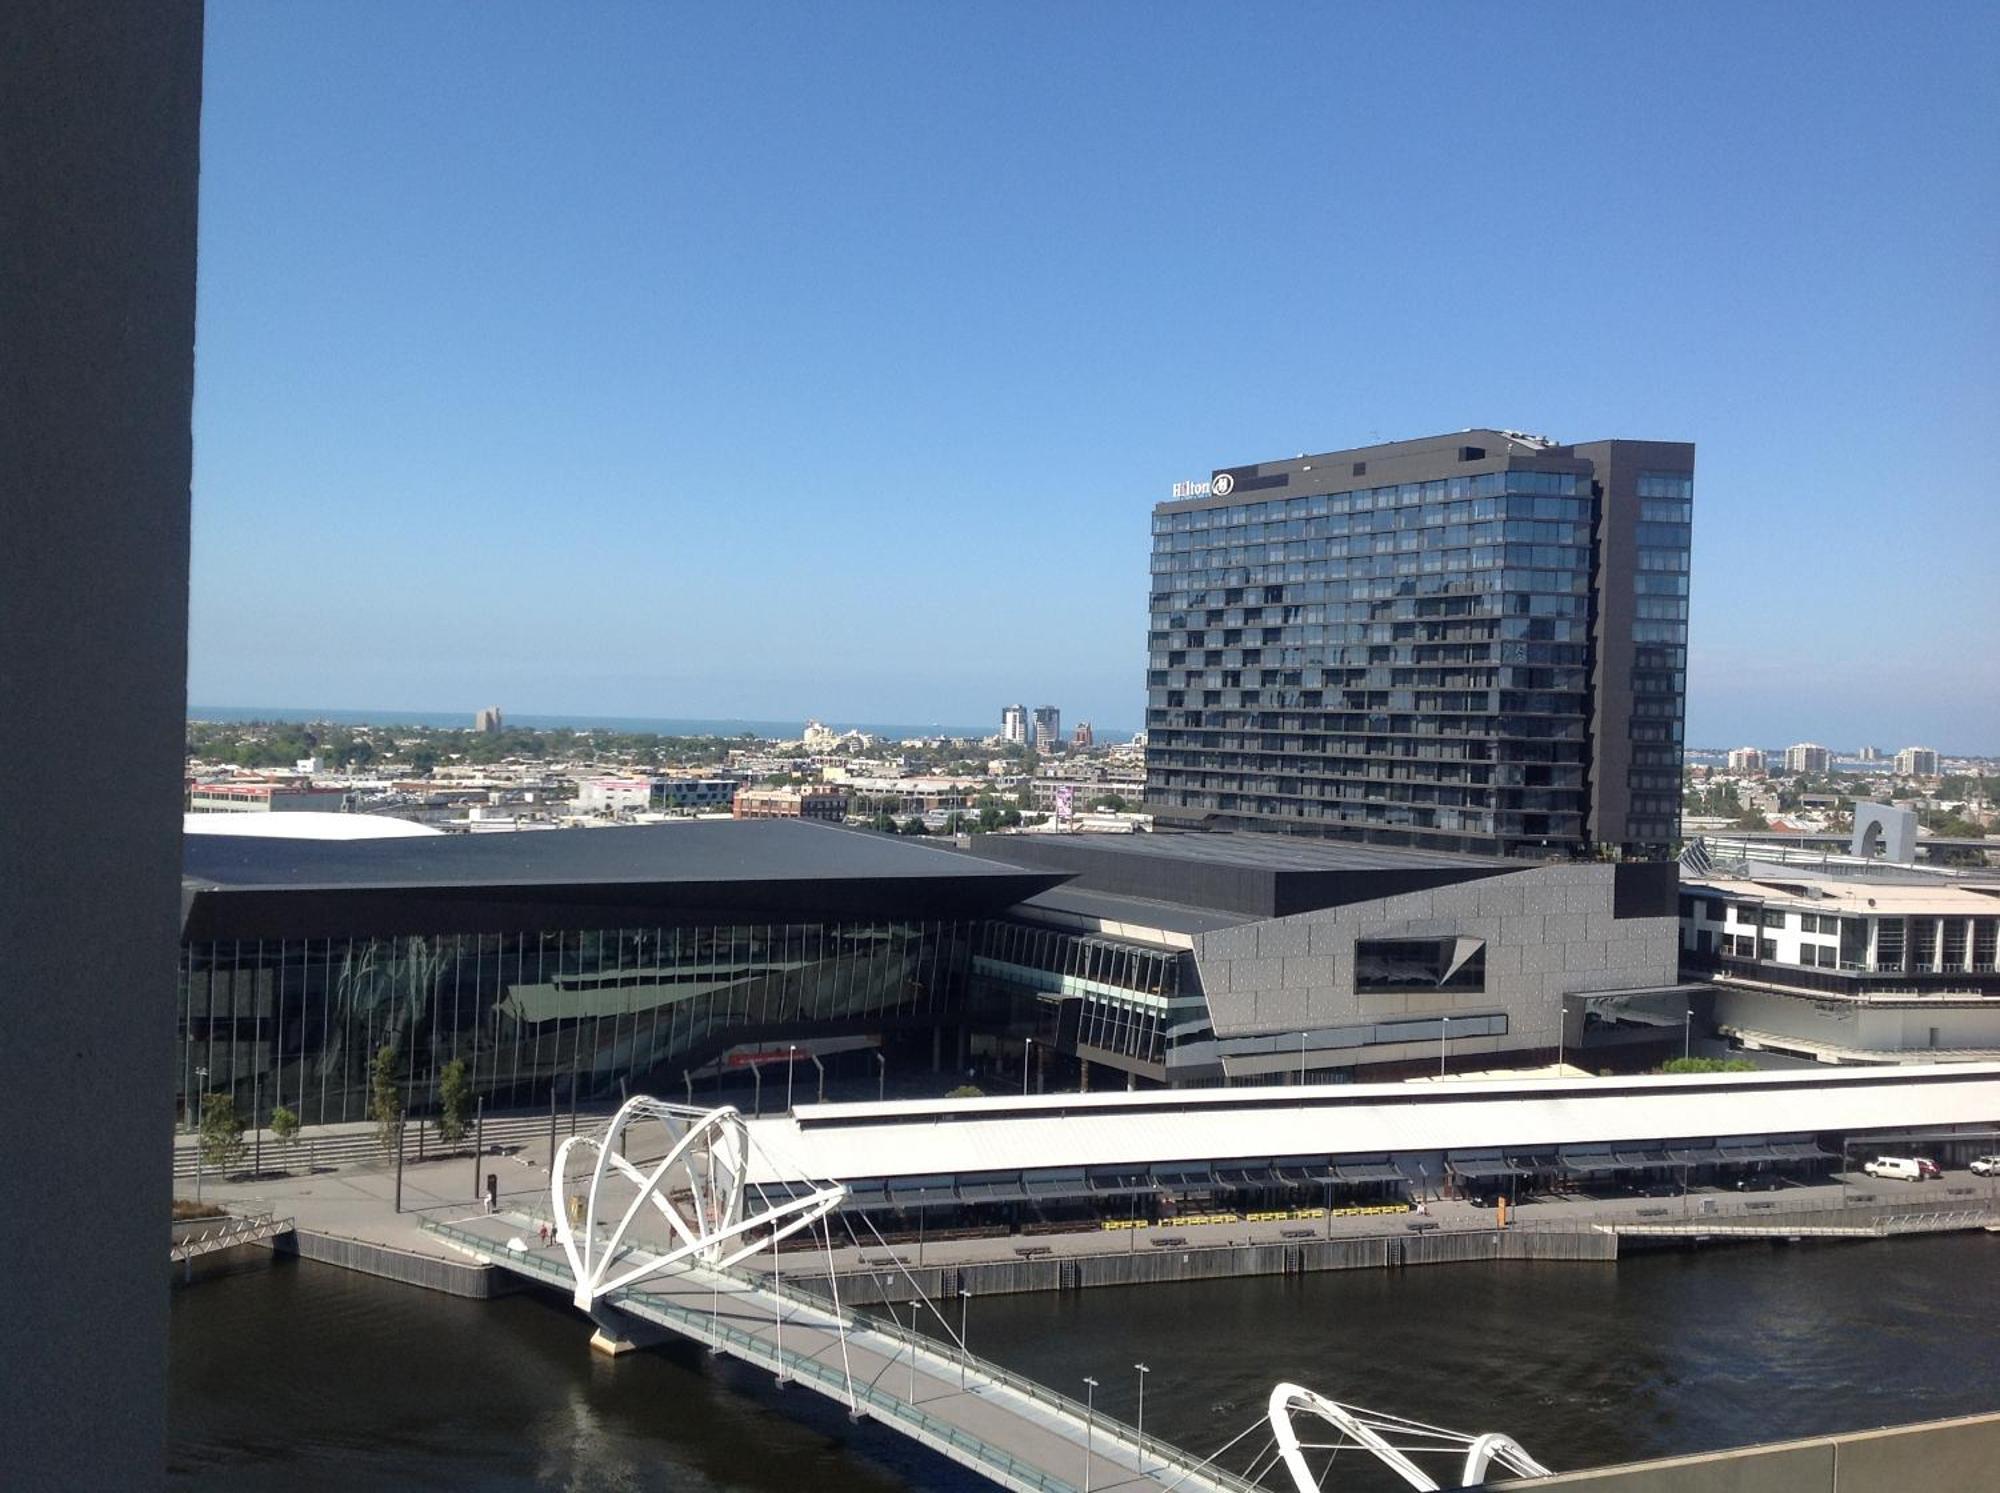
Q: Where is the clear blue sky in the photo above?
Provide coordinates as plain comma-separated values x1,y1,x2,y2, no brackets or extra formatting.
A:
190,4,1999,749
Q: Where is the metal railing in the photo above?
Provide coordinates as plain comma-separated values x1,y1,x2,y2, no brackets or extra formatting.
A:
422,1214,1258,1493
171,1212,293,1261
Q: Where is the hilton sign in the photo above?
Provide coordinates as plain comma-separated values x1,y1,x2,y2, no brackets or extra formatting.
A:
1170,471,1235,500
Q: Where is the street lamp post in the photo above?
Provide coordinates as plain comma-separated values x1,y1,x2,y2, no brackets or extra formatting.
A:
786,1045,798,1111
959,1288,971,1390
873,1049,886,1102
1439,1015,1451,1079
192,1066,208,1203
1082,1376,1099,1493
1298,1031,1307,1086
1683,1007,1693,1061
1023,1037,1034,1097
1134,1362,1150,1472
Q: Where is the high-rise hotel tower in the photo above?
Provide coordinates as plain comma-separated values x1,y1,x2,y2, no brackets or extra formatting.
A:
1144,430,1693,859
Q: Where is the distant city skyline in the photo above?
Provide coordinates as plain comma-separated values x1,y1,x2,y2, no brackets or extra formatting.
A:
188,7,1998,752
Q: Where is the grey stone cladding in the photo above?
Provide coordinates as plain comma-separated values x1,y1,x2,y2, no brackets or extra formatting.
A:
1191,864,1679,1052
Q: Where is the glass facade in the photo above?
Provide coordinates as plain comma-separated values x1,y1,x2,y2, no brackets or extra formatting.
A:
177,919,977,1128
1145,465,1598,852
970,918,1189,1069
1625,472,1693,847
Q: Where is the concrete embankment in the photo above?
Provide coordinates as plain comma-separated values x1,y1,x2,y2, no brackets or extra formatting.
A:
272,1228,527,1298
812,1225,1619,1305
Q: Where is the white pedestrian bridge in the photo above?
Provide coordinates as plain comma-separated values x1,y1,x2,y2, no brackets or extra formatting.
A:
425,1096,1258,1493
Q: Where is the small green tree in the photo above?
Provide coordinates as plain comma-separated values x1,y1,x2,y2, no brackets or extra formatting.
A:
370,1045,404,1153
900,816,927,836
199,1091,247,1175
268,1104,300,1153
945,1084,984,1099
437,1057,473,1146
1659,1056,1757,1075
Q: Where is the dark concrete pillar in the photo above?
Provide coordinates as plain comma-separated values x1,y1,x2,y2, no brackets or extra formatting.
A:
0,5,203,1488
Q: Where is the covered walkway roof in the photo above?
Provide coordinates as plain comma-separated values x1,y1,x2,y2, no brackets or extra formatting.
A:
741,1064,2000,1187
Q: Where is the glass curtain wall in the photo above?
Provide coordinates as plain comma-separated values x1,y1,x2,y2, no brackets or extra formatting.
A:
177,919,974,1128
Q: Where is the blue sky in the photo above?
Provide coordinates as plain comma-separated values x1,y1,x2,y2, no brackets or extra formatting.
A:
190,4,1999,749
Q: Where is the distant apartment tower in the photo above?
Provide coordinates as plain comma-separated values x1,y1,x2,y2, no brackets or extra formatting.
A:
1895,746,1939,778
474,707,504,733
1032,705,1061,752
1145,429,1694,857
1857,745,1885,763
1726,747,1766,773
1071,721,1094,750
1000,704,1028,745
1783,743,1830,775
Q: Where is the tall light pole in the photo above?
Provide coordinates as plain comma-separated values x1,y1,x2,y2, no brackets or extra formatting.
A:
1134,1362,1150,1472
1439,1015,1451,1079
1683,1007,1693,1061
192,1066,208,1203
1082,1376,1099,1493
1023,1037,1034,1096
1298,1031,1307,1085
873,1048,886,1102
786,1045,798,1111
959,1288,971,1390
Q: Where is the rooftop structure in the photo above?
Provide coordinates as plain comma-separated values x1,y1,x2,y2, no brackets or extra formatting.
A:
1681,864,2000,1065
741,1063,2000,1190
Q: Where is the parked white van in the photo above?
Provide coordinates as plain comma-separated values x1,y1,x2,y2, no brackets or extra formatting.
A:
1862,1155,1939,1181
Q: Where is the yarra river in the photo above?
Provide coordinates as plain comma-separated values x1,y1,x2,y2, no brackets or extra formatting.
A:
171,1234,2000,1491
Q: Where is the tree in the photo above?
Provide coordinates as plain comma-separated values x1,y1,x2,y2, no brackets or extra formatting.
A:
198,1091,247,1176
945,1084,984,1099
870,809,898,834
1001,806,1022,827
437,1058,473,1146
268,1104,300,1156
1090,793,1130,813
1659,1056,1757,1075
370,1045,404,1153
900,816,927,836
976,802,1002,832
409,746,440,775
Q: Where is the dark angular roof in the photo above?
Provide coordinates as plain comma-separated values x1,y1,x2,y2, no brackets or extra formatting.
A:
181,820,1067,942
956,831,1519,920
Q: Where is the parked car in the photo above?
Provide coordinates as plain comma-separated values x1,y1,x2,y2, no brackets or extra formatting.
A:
1970,1155,2000,1177
1862,1156,1938,1181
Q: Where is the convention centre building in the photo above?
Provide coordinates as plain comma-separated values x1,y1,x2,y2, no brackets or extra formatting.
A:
178,820,1701,1131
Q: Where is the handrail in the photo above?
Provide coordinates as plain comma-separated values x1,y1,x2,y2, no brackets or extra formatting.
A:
421,1217,1082,1490
420,1215,1252,1492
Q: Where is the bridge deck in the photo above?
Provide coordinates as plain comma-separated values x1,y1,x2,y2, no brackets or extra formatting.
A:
427,1211,1249,1493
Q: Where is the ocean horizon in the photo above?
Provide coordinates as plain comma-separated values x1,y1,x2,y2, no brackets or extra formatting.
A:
188,704,1136,743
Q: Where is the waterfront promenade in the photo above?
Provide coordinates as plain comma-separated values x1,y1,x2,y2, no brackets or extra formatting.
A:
186,1136,2000,1289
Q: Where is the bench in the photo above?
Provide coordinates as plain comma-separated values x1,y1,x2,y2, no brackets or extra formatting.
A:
1948,1187,1975,1197
1013,1245,1052,1259
861,1254,907,1266
1746,1201,1775,1211
1405,1220,1440,1233
1149,1236,1186,1248
1281,1227,1316,1239
1849,1194,1875,1204
1635,1207,1669,1218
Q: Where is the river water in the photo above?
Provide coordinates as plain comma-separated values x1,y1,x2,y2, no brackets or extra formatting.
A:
170,1235,2000,1490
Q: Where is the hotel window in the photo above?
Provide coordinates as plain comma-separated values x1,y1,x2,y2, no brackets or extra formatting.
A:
1876,919,1905,970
